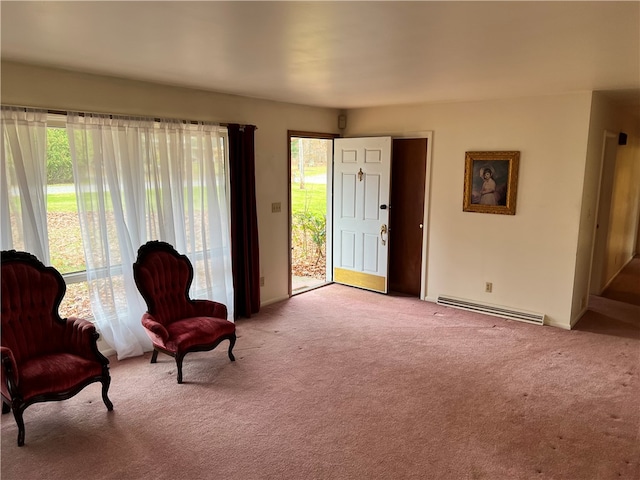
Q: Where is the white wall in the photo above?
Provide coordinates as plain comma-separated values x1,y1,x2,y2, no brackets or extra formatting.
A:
344,93,593,329
1,61,340,307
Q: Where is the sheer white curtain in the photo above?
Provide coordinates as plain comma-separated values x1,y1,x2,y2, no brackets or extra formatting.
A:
66,113,151,359
1,107,50,263
150,120,234,307
66,113,233,360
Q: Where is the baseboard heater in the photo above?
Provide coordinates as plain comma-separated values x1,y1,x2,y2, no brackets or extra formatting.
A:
436,296,545,326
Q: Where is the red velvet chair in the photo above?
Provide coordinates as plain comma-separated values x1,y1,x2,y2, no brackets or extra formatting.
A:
1,250,113,446
133,241,236,384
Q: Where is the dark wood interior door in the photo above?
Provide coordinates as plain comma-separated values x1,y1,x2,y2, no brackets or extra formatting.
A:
388,138,427,296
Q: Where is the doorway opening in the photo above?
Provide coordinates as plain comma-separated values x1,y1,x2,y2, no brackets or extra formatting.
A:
288,131,338,296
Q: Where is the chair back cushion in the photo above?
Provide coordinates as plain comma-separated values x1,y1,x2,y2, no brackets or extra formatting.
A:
1,251,68,364
133,242,196,326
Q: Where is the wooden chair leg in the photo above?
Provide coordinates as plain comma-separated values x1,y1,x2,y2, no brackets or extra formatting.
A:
150,349,159,363
101,376,114,411
175,354,185,384
12,405,26,447
228,335,236,362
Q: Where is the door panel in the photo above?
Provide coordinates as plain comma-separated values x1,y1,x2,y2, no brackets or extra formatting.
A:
341,231,356,268
341,173,357,217
333,137,391,293
364,175,381,219
363,234,379,272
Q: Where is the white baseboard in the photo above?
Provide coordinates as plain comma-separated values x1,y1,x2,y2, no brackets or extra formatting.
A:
260,295,290,308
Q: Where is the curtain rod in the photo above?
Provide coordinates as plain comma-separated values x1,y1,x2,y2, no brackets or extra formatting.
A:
2,105,256,130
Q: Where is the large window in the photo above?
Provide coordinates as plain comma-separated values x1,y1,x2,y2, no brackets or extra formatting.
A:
2,107,234,359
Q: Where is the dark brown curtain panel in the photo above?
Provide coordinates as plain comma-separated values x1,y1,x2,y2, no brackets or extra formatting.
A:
228,124,260,318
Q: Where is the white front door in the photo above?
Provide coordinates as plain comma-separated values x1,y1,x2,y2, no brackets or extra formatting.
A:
333,137,392,293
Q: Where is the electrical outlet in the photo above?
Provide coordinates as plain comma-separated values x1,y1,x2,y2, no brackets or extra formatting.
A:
485,282,493,293
271,202,281,213
260,276,265,287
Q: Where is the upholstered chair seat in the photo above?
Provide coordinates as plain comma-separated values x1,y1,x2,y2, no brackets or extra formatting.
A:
133,241,236,384
1,250,113,446
12,352,104,399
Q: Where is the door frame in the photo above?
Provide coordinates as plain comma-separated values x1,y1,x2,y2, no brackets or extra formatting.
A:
287,130,340,297
287,130,433,300
587,130,618,296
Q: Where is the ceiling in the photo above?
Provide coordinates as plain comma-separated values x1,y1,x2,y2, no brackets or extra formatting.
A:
1,1,639,112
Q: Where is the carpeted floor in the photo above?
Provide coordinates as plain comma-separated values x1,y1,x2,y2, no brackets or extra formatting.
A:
1,260,639,480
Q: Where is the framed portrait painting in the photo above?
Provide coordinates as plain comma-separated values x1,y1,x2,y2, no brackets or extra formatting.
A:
463,151,520,215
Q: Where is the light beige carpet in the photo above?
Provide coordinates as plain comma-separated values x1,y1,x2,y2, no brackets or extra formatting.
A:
2,283,639,480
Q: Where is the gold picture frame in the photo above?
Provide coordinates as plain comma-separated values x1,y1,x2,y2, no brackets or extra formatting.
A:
463,151,520,215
